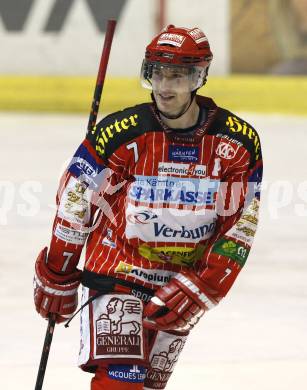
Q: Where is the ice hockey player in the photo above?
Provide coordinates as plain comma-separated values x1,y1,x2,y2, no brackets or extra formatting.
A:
33,25,263,389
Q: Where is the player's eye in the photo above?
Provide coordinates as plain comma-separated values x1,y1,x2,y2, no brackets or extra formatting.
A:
153,69,162,77
172,73,184,79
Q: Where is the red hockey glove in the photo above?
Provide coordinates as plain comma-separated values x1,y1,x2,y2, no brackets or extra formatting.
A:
143,271,218,332
33,247,82,324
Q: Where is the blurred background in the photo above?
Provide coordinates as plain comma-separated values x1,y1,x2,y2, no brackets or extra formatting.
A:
0,0,307,114
0,1,307,390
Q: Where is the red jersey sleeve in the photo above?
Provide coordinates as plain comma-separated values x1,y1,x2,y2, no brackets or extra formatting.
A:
196,147,263,300
47,138,109,274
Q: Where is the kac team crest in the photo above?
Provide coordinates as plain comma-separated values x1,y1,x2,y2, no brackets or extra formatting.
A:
216,142,237,159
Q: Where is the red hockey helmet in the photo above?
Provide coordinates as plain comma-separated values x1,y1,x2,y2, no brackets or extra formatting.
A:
141,25,213,91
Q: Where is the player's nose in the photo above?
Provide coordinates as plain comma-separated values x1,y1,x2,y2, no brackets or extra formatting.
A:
158,77,176,94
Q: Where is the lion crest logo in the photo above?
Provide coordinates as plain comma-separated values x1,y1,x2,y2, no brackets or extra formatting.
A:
96,297,141,335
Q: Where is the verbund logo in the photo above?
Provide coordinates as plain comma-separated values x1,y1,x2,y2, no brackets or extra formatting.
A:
153,221,216,240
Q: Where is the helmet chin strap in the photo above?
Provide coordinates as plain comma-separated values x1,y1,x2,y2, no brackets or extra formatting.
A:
151,91,197,121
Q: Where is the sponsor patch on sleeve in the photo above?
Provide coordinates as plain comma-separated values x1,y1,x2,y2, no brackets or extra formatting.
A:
226,198,259,246
54,223,88,245
58,176,91,224
212,238,250,267
68,143,105,189
248,165,263,200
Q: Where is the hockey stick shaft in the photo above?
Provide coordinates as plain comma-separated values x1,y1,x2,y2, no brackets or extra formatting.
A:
87,19,117,133
34,314,56,390
34,19,116,390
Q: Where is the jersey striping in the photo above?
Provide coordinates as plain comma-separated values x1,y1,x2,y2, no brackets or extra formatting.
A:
47,95,263,298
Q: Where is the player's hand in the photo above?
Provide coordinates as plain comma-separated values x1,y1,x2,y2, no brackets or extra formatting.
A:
33,247,82,324
143,270,218,332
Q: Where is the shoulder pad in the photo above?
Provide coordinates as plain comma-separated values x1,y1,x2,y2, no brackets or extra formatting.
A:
209,108,262,165
86,103,161,160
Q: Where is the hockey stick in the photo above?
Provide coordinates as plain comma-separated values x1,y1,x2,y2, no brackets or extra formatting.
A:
34,21,117,390
87,19,117,133
34,314,56,390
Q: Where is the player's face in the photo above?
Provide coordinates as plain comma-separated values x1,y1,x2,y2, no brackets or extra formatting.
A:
152,66,192,117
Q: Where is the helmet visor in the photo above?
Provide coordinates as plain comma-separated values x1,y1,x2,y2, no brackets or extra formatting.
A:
141,61,206,92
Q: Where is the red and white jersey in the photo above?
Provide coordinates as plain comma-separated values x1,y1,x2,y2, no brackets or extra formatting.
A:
47,95,263,299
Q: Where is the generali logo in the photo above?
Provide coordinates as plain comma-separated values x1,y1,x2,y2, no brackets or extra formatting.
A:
145,338,187,388
95,296,142,357
96,297,141,335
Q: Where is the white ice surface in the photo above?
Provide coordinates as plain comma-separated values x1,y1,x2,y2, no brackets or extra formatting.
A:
0,112,306,389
